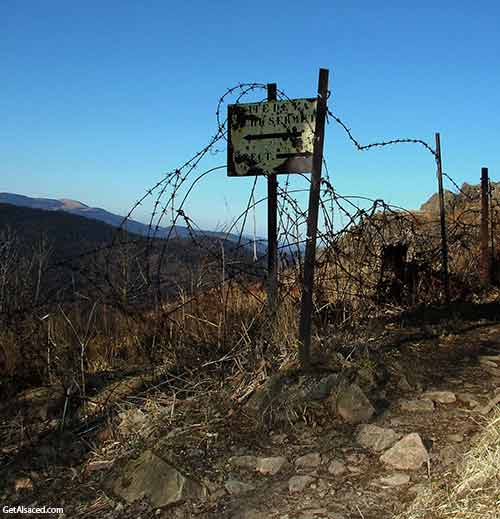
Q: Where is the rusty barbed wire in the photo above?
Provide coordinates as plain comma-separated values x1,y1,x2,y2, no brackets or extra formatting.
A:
327,110,437,157
1,80,494,352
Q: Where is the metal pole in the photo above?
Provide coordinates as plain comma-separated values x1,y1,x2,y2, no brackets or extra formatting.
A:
267,83,278,312
480,167,490,283
298,68,329,371
490,180,495,273
435,133,450,304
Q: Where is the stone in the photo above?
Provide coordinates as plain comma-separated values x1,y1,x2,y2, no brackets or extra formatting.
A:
112,450,206,507
18,387,66,422
397,375,412,392
439,445,459,467
85,460,115,473
256,456,288,475
229,455,258,470
356,424,399,452
288,475,315,493
304,374,340,400
408,483,427,496
335,384,375,424
224,479,255,495
15,478,33,493
422,391,456,404
399,399,435,413
379,473,410,487
380,433,429,471
327,460,346,476
245,374,288,418
295,452,322,469
118,408,148,436
448,433,464,443
270,433,287,444
234,508,264,519
457,393,480,408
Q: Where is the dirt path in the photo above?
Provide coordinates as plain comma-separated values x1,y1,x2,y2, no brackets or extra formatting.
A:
3,321,500,519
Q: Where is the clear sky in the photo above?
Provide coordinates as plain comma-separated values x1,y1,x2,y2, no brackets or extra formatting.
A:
2,1,499,235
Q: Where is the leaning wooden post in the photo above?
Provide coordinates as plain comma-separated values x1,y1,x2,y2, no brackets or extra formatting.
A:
435,133,450,304
267,83,279,313
480,167,491,283
298,68,329,371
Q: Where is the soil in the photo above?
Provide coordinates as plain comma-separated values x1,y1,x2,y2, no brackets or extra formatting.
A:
2,316,500,519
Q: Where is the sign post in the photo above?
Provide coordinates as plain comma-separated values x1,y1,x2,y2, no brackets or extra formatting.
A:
480,167,491,283
227,70,327,371
267,83,278,312
435,133,450,305
298,68,329,371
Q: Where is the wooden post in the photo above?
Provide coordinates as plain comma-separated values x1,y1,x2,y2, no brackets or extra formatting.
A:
267,83,278,312
490,180,496,274
298,68,329,371
480,167,491,283
435,133,450,304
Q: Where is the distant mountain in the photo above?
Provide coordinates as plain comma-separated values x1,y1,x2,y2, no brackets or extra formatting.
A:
419,181,500,214
0,202,268,310
0,193,267,252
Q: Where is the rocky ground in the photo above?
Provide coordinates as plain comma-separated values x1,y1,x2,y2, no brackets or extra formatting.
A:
2,317,500,519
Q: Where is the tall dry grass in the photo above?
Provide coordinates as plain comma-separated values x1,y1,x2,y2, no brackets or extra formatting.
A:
397,410,500,519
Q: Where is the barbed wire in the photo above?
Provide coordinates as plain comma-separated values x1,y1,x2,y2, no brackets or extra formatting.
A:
327,110,437,157
1,79,494,340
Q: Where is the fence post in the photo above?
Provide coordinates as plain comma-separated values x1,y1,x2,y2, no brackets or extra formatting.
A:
480,167,491,283
267,83,279,313
298,68,329,371
435,133,450,304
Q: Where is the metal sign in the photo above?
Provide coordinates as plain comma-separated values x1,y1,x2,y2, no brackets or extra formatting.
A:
227,98,317,177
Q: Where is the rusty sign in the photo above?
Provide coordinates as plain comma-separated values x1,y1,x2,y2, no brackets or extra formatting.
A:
227,98,317,177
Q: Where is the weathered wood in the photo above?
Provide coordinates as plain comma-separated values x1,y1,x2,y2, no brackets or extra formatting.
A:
267,83,278,312
435,133,450,304
298,68,329,371
480,167,491,283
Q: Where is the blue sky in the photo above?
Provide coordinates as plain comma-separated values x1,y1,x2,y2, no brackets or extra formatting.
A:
2,1,499,235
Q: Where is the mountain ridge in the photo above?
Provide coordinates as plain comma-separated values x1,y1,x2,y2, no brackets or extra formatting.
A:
0,192,266,251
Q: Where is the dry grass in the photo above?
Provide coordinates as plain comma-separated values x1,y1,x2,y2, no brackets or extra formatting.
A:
398,410,500,519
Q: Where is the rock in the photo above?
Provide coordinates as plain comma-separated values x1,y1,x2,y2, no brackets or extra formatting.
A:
229,455,258,470
335,384,375,424
18,387,66,422
397,375,412,392
118,408,148,436
230,455,288,475
457,393,480,408
378,473,410,487
304,374,340,400
400,399,435,413
112,450,206,507
288,475,315,493
408,483,427,496
245,374,288,418
328,459,346,476
448,433,464,443
346,452,366,464
439,445,459,467
422,391,456,404
256,457,288,475
295,452,322,469
380,433,429,471
356,424,399,452
224,479,255,495
270,433,287,444
85,460,115,473
15,478,33,492
234,508,264,519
